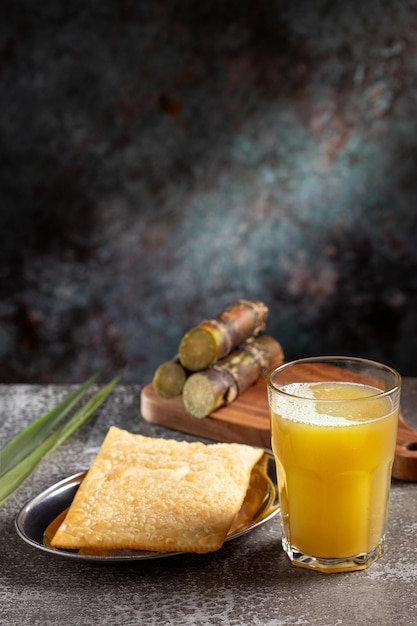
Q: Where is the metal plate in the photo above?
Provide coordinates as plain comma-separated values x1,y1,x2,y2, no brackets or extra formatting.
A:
15,451,279,563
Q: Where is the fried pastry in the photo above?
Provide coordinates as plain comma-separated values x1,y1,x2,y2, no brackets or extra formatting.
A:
51,426,263,553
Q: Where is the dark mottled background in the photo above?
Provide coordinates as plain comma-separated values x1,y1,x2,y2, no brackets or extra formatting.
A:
1,0,417,384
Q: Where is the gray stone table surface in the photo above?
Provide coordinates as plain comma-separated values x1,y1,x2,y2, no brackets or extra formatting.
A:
1,380,417,626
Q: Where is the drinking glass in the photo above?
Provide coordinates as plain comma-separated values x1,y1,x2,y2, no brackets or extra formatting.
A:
267,356,401,573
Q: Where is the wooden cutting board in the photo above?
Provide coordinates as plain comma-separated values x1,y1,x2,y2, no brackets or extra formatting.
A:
141,379,271,449
141,371,417,482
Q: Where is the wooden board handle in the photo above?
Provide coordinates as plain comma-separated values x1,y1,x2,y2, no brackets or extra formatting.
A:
392,414,417,481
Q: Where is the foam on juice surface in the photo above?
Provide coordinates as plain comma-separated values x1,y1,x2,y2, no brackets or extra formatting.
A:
273,381,391,426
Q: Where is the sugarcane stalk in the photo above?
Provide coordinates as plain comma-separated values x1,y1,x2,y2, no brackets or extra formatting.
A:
182,335,284,418
178,298,269,372
152,358,188,399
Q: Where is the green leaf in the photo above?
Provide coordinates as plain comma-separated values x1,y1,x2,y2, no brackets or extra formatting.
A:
0,375,120,507
0,368,105,479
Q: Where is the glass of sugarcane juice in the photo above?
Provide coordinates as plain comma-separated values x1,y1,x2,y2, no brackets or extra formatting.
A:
267,356,401,573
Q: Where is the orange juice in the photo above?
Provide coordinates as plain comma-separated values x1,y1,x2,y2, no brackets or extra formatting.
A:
270,381,399,561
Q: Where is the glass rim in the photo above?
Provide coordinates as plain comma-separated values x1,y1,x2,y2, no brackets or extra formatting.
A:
267,355,402,402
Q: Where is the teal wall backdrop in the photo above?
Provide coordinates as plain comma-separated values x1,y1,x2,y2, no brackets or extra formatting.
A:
1,0,417,383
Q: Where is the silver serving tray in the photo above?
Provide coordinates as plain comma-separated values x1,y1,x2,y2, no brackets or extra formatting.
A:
15,450,279,563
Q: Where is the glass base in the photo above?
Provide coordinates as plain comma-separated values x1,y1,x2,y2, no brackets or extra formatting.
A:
282,536,385,574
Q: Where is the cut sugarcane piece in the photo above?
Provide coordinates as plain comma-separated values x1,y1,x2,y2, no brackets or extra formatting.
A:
152,358,188,399
178,298,268,372
182,335,283,418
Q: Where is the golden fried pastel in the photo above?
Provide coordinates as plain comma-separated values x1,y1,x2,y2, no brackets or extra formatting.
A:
51,426,263,553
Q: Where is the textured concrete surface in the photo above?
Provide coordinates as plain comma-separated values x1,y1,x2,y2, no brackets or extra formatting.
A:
1,379,417,625
1,1,417,384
